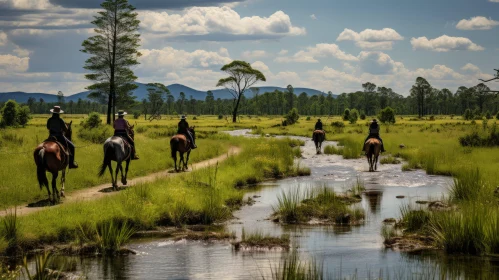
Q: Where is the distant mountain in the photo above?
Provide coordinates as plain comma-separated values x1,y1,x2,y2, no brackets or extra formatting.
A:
0,83,333,104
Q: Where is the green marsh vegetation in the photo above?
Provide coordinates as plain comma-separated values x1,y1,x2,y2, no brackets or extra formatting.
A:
0,136,305,256
273,185,364,225
232,228,290,250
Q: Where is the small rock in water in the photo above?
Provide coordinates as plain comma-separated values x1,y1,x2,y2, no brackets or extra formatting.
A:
383,218,396,223
494,187,499,195
416,200,429,204
399,144,406,148
253,195,261,198
396,195,405,199
335,213,351,224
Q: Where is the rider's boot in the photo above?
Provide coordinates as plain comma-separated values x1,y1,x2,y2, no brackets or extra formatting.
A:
132,147,140,160
381,144,386,153
192,143,197,149
69,156,78,169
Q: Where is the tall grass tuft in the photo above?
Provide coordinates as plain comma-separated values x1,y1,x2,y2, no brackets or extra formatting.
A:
399,205,431,232
449,168,483,201
273,188,302,223
269,252,323,280
200,190,231,225
1,210,18,250
22,252,60,280
96,220,136,254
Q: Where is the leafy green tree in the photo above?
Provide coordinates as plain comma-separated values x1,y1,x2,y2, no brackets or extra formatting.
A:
82,112,103,129
349,109,359,124
284,108,300,125
146,83,168,120
17,105,31,127
378,106,396,124
343,108,350,121
57,91,65,104
1,100,19,126
216,60,266,122
81,0,141,125
410,77,432,118
464,109,473,120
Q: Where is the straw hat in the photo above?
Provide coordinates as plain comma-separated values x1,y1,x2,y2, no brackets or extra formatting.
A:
50,106,64,114
116,110,127,116
181,115,186,120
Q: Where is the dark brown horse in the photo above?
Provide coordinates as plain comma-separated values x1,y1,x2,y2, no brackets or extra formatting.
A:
313,130,325,154
364,138,381,172
98,126,135,191
170,127,195,172
33,121,72,203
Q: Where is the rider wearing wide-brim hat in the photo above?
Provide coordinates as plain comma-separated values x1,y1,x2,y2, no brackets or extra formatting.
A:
47,106,78,168
177,115,197,149
362,119,385,152
312,118,326,140
114,110,139,160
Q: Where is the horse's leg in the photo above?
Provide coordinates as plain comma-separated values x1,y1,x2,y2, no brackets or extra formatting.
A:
180,152,185,171
51,172,59,204
60,169,66,197
185,150,191,170
114,162,121,190
122,159,130,185
173,151,178,172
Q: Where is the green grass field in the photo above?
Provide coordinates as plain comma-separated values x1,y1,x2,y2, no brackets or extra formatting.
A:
1,113,499,257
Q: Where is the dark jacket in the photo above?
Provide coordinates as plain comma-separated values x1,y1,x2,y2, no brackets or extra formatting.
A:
315,121,323,130
47,115,67,135
369,123,380,135
177,120,189,134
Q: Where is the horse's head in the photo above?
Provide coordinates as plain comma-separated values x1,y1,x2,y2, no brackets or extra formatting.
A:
65,121,73,141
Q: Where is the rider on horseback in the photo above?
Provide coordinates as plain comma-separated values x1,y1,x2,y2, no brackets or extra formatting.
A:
362,119,385,153
114,110,139,160
46,106,78,169
178,115,197,149
312,119,325,140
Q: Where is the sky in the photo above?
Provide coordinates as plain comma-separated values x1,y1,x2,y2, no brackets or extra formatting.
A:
0,0,498,96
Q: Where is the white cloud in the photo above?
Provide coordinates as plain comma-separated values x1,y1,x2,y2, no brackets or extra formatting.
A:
461,63,481,73
0,54,29,72
278,49,288,55
336,28,403,50
275,43,358,63
0,0,54,10
358,51,404,75
410,35,484,52
139,7,305,40
490,0,499,2
241,50,267,60
0,32,7,46
310,14,317,20
251,61,272,76
138,47,232,75
456,16,499,30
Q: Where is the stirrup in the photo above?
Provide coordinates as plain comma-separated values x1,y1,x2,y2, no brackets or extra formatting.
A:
69,162,79,169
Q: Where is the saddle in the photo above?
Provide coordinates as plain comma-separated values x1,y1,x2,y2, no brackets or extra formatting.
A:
313,130,324,134
44,136,70,156
116,135,132,150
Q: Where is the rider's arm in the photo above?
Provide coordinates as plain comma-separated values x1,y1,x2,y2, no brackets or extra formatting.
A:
60,119,69,134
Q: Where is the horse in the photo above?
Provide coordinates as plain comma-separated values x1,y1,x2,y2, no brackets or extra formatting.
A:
364,138,381,172
313,130,325,154
33,121,73,204
170,127,195,172
98,126,134,191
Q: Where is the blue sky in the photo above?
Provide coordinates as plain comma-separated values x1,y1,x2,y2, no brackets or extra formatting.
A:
0,0,497,96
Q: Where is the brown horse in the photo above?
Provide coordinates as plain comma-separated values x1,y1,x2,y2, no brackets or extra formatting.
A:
170,127,195,172
313,130,325,154
98,126,135,191
33,121,73,203
364,138,381,172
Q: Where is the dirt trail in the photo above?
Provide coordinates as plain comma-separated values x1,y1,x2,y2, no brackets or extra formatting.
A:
1,147,241,217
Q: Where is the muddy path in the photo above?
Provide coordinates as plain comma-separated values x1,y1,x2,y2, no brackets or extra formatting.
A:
0,147,241,217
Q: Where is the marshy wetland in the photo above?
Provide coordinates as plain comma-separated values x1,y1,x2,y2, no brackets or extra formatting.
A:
1,116,499,279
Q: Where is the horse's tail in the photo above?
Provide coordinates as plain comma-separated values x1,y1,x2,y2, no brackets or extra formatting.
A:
98,143,113,177
170,137,179,159
35,148,48,189
369,142,375,157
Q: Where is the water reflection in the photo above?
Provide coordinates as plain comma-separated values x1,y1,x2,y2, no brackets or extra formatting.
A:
363,190,383,214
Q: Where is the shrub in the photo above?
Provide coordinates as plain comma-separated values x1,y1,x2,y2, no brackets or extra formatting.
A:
429,115,435,121
463,109,473,121
133,111,141,119
486,111,492,120
343,108,350,121
306,116,311,121
17,105,31,127
1,100,19,126
331,121,345,128
78,126,111,143
360,113,366,120
82,112,102,129
284,108,299,125
218,114,223,120
348,109,359,124
378,106,396,124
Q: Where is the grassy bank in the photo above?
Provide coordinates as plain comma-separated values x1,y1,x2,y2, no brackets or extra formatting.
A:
0,136,308,256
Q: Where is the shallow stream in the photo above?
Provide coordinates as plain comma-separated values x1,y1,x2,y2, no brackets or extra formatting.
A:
42,130,499,279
